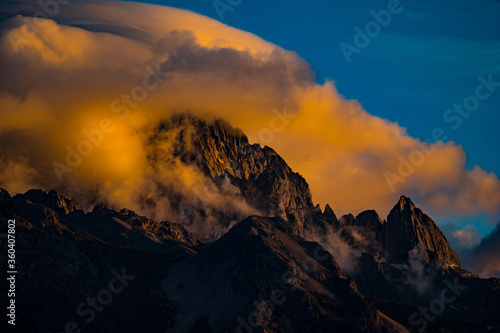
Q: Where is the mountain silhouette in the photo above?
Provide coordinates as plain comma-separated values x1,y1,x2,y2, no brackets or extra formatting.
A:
1,115,499,333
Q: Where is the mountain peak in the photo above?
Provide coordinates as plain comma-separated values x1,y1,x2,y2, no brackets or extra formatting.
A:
339,213,355,226
354,210,384,234
323,204,337,221
379,196,461,267
16,189,77,216
148,114,316,236
356,210,384,224
396,195,414,209
0,187,11,199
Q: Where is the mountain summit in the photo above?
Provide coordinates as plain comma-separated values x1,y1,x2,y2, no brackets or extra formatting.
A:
379,195,461,267
146,114,330,239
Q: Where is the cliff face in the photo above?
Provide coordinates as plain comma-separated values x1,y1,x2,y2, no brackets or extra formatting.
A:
332,197,460,270
378,196,461,268
147,114,324,236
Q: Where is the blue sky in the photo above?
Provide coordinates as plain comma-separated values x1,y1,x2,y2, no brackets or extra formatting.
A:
135,0,500,178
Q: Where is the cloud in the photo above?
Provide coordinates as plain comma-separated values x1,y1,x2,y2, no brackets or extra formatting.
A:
442,223,482,256
0,1,499,240
0,157,37,196
463,224,500,278
305,223,362,275
406,247,432,295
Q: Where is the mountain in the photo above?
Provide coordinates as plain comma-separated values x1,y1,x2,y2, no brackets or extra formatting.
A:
162,216,400,332
0,188,193,333
378,196,461,268
0,189,400,333
146,114,334,240
1,114,499,332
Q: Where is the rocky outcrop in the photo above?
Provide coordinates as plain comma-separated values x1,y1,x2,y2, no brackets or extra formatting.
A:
68,204,201,252
336,210,385,255
17,189,78,215
323,204,338,223
378,196,461,268
1,188,200,252
354,210,385,237
1,189,67,231
147,114,330,236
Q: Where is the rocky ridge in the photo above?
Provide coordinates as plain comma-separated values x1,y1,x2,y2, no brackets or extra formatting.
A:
1,115,499,332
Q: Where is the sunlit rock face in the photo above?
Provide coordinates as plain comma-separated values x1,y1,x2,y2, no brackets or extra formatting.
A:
145,114,331,239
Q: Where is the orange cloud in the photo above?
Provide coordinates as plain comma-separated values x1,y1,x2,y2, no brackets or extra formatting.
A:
0,1,498,234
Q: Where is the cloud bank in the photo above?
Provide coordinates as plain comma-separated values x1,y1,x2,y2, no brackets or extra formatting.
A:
0,1,499,236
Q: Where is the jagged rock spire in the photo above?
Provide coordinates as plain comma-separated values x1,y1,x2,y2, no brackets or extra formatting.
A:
378,195,461,267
